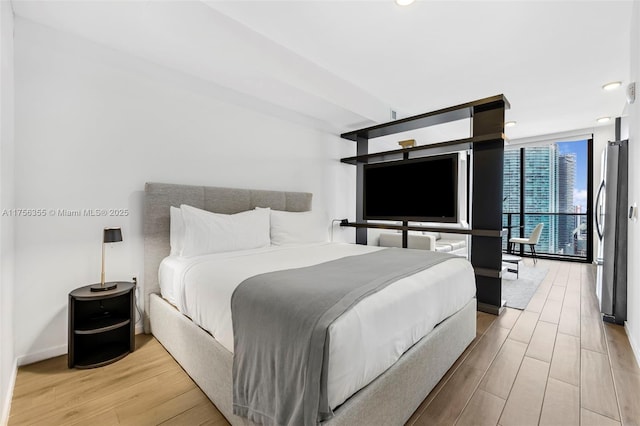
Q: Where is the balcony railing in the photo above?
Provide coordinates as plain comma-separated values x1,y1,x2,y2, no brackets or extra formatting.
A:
502,212,589,260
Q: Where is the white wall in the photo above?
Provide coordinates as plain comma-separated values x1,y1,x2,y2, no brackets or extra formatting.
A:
625,0,640,363
12,18,355,363
0,0,16,423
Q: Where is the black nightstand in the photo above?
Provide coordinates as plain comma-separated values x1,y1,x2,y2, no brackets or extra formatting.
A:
68,281,135,369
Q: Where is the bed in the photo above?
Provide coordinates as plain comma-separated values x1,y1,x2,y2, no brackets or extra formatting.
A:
143,182,476,426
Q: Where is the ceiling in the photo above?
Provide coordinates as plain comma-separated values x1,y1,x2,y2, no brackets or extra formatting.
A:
11,0,633,140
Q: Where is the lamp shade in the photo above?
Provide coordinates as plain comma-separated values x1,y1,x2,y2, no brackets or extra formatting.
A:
103,227,123,243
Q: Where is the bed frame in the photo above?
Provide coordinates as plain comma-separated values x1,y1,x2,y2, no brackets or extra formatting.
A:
143,182,476,425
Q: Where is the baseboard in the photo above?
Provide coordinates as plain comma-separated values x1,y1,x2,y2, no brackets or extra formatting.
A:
0,358,17,426
16,344,66,367
477,300,506,316
624,321,640,367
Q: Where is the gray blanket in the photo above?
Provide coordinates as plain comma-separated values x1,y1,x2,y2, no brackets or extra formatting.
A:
231,247,454,426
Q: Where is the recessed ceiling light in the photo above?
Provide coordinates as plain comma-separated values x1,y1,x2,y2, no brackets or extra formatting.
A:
602,81,622,91
505,121,516,127
395,0,415,5
596,116,611,123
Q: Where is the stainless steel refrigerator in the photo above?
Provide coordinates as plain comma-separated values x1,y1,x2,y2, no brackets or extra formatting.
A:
595,138,628,324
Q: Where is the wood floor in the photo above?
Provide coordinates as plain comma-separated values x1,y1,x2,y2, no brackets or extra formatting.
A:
407,259,640,426
8,260,640,425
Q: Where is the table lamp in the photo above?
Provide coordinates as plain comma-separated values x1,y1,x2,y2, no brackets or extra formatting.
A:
90,227,123,292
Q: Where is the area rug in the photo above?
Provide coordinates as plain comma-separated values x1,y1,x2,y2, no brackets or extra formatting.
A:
502,263,549,309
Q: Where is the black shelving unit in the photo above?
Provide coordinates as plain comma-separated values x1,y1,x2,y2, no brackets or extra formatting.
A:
68,281,135,368
340,133,503,165
340,94,510,315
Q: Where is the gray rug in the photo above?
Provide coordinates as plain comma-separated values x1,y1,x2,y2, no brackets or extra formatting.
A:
502,263,549,309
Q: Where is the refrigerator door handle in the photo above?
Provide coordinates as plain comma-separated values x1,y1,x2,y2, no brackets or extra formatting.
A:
595,180,605,240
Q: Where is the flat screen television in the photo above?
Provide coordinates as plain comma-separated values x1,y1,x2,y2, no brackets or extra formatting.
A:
363,153,458,223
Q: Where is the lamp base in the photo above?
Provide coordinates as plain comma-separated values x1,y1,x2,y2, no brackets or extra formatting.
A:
90,282,118,292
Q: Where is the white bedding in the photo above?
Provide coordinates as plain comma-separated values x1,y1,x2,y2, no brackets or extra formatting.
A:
158,242,475,410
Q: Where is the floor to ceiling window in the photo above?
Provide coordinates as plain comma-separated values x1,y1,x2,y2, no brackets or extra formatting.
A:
503,139,593,262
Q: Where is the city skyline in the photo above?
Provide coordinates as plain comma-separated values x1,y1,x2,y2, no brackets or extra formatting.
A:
503,140,588,257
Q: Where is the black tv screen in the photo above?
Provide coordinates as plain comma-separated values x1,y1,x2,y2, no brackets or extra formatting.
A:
364,153,458,223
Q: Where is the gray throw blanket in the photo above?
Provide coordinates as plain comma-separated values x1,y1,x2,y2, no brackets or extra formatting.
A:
231,247,454,426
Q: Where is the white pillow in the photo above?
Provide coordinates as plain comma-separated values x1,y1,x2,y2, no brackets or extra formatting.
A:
169,206,185,256
180,205,270,257
270,210,328,246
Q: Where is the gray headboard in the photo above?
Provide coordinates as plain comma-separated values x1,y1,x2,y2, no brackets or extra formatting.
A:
143,182,313,332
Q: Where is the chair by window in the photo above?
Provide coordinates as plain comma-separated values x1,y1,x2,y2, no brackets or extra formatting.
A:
509,223,544,264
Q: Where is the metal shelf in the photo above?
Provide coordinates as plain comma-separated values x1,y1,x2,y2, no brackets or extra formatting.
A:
340,94,510,141
340,133,504,165
340,221,505,238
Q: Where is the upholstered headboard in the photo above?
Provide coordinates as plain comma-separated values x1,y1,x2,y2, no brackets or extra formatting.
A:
143,182,313,332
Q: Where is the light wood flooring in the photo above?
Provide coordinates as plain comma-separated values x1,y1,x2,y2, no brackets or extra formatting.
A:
407,259,640,426
9,260,640,425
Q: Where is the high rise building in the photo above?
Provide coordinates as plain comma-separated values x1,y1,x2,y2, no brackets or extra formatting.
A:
503,142,586,257
503,146,558,254
502,150,521,250
558,153,576,254
524,146,557,253
503,149,520,213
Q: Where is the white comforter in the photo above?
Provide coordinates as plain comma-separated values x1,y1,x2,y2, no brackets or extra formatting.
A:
159,242,475,409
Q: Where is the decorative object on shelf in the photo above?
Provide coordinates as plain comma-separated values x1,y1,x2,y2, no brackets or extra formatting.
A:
91,227,123,292
398,139,416,149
